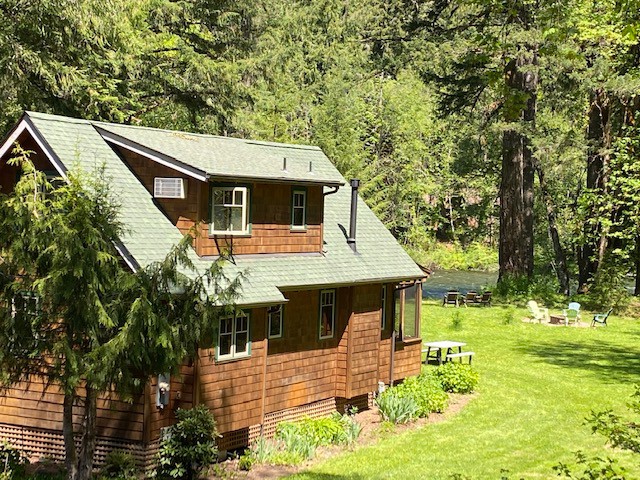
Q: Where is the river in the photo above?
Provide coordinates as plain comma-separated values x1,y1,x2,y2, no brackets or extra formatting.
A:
422,270,497,299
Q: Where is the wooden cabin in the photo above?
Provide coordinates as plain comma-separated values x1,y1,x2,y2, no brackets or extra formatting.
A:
0,112,424,465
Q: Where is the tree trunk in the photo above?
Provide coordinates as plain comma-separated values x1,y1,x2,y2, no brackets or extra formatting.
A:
498,50,537,281
78,386,98,480
522,57,538,278
535,162,570,295
63,392,78,480
579,88,611,291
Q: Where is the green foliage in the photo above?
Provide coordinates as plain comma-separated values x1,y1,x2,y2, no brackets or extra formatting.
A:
587,385,640,454
0,154,241,476
553,452,626,479
450,310,463,331
579,264,631,312
395,374,449,416
413,242,498,272
376,373,450,423
242,413,363,468
502,307,516,325
494,274,564,307
98,451,137,480
0,442,27,480
434,363,479,394
156,406,219,480
375,391,418,425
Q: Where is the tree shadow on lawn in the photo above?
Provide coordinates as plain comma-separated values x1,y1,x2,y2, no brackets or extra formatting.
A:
514,338,640,384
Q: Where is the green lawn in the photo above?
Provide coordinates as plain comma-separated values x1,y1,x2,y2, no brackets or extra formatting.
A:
290,302,640,479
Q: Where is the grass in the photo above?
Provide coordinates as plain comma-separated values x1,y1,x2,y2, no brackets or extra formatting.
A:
289,302,640,479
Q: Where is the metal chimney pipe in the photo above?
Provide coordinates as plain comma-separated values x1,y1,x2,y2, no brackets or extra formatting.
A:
347,179,360,252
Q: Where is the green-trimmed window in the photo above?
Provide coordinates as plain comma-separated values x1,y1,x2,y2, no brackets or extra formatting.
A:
291,189,306,229
268,305,283,339
217,311,250,361
319,289,336,339
210,186,249,235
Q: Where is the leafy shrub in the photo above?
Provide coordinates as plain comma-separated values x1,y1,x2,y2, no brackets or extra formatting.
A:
375,390,418,424
99,450,137,480
434,363,479,394
275,424,316,461
394,374,449,415
494,273,563,307
243,414,363,467
450,310,463,330
413,242,498,271
156,405,218,480
580,263,631,313
0,442,27,480
502,307,516,325
340,414,363,446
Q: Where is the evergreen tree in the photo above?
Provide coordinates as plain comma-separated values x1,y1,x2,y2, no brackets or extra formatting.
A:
0,151,240,480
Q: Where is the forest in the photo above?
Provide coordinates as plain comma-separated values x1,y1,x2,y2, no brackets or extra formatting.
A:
1,0,639,304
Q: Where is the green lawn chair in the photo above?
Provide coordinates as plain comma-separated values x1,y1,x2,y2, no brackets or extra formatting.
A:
562,302,581,325
591,308,613,327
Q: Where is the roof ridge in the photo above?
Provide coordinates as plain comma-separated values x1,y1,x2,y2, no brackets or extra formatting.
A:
25,112,322,151
26,111,92,125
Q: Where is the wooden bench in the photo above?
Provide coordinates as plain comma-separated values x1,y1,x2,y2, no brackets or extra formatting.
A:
445,351,475,364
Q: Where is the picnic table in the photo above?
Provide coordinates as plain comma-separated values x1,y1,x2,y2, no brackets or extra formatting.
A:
422,340,467,365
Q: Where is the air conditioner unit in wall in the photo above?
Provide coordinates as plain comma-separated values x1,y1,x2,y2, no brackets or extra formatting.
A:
154,177,186,199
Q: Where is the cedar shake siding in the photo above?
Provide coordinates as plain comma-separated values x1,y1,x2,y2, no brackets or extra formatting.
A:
0,112,425,463
113,147,324,257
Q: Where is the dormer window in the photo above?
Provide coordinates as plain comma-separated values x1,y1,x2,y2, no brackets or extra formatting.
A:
291,189,306,230
210,186,250,235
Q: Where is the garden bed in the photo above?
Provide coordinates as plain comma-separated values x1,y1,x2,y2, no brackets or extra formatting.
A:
212,392,476,479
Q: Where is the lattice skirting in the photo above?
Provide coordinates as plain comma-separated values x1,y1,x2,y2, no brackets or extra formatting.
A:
2,394,375,461
217,395,371,452
0,423,158,470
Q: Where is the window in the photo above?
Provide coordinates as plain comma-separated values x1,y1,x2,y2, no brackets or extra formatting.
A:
393,283,421,340
210,186,249,235
291,189,306,229
12,292,38,322
268,305,283,339
381,285,387,330
319,290,336,339
217,311,250,361
10,293,39,342
154,178,186,199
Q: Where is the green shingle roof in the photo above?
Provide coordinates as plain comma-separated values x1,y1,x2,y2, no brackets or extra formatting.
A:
24,111,424,306
93,121,344,186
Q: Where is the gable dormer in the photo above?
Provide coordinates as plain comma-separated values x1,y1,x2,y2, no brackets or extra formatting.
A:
95,124,343,257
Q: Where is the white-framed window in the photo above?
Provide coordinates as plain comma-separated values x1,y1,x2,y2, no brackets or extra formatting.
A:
217,311,250,361
291,189,306,229
12,292,38,322
381,285,387,330
268,305,283,339
319,289,336,339
154,177,186,199
210,186,249,235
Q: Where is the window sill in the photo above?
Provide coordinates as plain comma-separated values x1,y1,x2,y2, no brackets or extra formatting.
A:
209,232,252,238
396,336,422,345
215,353,251,363
290,227,308,233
